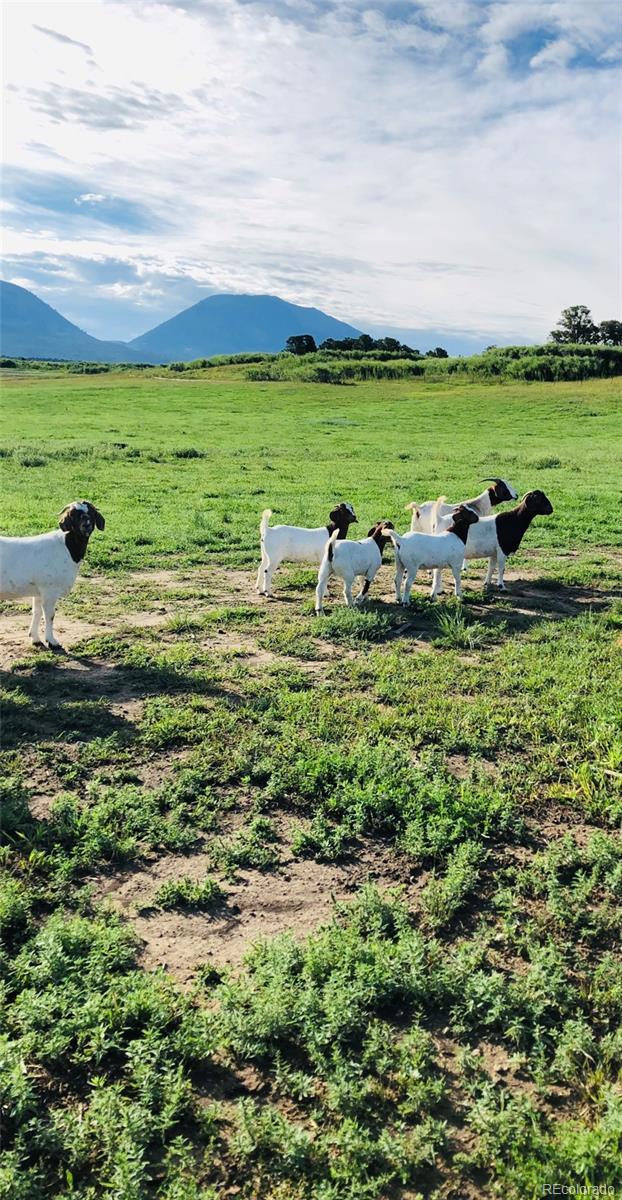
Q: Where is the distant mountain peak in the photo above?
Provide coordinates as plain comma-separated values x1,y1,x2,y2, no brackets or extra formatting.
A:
0,280,144,363
129,292,362,361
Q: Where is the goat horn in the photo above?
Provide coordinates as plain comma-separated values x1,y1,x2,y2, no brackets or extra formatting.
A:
481,477,502,484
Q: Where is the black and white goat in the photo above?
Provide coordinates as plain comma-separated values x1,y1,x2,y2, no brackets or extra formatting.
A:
385,502,480,603
257,503,357,596
0,501,105,647
406,478,517,533
431,490,554,591
315,521,394,614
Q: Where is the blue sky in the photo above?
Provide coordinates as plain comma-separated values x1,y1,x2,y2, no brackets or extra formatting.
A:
2,0,620,344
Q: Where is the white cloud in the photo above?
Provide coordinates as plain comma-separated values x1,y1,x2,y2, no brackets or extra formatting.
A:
74,193,107,204
530,38,577,69
2,0,620,340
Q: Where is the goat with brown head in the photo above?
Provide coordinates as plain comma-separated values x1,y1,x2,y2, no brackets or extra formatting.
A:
316,520,393,613
366,520,395,555
59,501,106,564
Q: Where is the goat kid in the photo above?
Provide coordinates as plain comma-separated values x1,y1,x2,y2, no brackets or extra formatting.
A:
0,501,105,647
315,521,394,614
431,489,554,592
406,477,517,534
257,502,357,596
385,502,479,604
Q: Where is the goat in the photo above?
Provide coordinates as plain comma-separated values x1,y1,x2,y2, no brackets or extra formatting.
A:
384,502,479,604
257,503,357,596
315,521,394,614
431,490,554,592
0,501,105,647
406,478,517,534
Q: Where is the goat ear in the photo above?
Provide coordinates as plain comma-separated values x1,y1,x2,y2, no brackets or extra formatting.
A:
328,506,342,523
58,505,73,532
89,504,105,531
367,524,379,537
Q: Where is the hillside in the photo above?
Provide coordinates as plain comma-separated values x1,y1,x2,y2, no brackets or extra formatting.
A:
0,281,144,364
129,292,362,361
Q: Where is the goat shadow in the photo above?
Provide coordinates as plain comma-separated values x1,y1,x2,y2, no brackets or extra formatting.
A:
351,575,619,646
0,652,241,751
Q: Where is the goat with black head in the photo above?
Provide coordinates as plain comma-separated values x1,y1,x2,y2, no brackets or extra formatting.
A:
0,500,105,647
257,502,357,596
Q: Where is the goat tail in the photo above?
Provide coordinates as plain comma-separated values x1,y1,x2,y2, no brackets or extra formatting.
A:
259,509,272,542
404,501,418,512
327,526,340,564
384,527,400,549
431,495,446,533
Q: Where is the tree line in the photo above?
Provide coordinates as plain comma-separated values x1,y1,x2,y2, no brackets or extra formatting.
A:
284,334,448,358
284,306,621,359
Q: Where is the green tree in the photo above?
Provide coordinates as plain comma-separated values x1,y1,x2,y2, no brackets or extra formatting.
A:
550,305,598,344
598,319,622,346
376,337,402,353
285,334,317,356
425,346,449,358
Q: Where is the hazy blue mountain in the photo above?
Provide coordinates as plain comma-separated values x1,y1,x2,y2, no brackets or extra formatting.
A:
0,281,144,363
0,279,525,364
129,293,362,361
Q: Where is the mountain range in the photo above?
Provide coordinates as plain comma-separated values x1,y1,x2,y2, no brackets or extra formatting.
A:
0,282,363,364
0,280,515,363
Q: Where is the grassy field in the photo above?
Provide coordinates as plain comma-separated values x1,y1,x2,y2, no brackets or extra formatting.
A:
1,370,621,1199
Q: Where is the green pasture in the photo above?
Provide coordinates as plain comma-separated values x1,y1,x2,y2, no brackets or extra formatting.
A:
1,368,621,1199
1,372,621,575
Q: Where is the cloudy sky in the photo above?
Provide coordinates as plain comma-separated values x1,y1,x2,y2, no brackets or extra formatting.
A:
2,0,620,345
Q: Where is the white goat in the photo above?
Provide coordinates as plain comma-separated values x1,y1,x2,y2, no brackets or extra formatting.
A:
257,503,357,596
315,521,394,614
385,501,480,604
431,490,554,592
406,478,517,534
0,501,105,647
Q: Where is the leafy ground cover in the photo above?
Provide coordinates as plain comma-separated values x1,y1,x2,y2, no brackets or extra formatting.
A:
1,369,621,1198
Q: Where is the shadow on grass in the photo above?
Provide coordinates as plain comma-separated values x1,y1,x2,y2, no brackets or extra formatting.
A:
0,653,241,750
314,577,618,648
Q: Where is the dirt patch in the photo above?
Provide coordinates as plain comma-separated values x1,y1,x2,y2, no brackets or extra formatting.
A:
92,837,422,985
445,753,498,781
0,609,104,670
526,802,613,849
24,757,74,820
108,697,144,722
